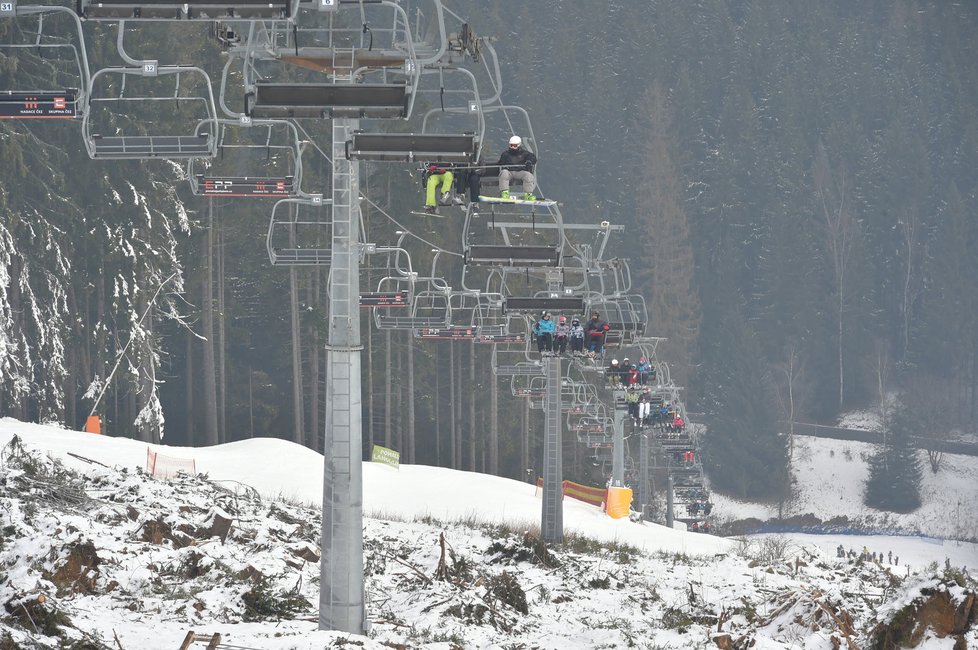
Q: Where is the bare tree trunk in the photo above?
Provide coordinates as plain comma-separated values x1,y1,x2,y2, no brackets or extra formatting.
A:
900,212,917,359
778,346,800,459
308,268,321,452
521,398,530,482
406,332,416,463
468,341,476,471
813,142,858,412
185,328,195,445
877,345,890,474
394,333,404,452
385,330,392,448
289,268,304,444
201,199,219,446
455,344,464,469
449,343,457,469
367,295,374,448
435,344,442,465
137,309,160,444
490,371,498,475
95,269,107,426
217,218,227,443
65,282,80,428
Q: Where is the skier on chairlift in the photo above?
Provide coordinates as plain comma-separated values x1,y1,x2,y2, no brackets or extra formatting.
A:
497,135,538,201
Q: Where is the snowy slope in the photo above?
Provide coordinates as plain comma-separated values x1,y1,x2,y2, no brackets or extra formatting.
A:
0,418,975,650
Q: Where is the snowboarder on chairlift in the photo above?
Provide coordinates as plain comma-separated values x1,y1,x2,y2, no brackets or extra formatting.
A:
496,135,538,201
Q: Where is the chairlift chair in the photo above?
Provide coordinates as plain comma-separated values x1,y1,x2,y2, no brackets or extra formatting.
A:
83,66,218,160
266,195,330,266
189,118,303,197
374,282,451,330
490,333,543,377
0,6,91,119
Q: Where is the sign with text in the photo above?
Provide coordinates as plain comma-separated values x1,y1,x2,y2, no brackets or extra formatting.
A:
360,291,409,307
417,327,477,340
0,91,76,118
197,175,293,197
476,333,524,344
370,444,400,469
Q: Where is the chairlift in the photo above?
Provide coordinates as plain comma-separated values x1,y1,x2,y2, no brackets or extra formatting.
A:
489,321,543,377
0,6,90,119
189,119,303,197
266,194,330,266
83,65,218,160
586,294,648,348
360,240,423,308
374,281,451,330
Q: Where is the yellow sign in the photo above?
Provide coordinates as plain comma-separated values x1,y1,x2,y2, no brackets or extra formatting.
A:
371,444,400,469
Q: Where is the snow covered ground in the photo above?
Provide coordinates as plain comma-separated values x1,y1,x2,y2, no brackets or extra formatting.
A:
711,423,978,542
0,417,975,649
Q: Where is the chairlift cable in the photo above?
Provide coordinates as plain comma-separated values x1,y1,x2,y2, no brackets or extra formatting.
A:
358,193,463,258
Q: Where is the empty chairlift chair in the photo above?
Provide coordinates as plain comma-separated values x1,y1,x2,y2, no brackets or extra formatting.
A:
374,283,452,331
189,119,302,198
83,66,219,160
0,7,89,120
266,195,331,266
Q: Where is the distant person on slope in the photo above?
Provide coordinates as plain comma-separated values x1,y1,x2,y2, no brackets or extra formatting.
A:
496,135,538,201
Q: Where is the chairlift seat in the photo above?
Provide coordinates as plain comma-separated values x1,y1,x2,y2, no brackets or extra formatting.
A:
464,245,560,268
246,83,409,119
269,248,331,266
346,132,477,163
375,315,449,330
78,0,292,20
503,296,585,314
604,321,647,347
91,133,214,159
493,363,545,377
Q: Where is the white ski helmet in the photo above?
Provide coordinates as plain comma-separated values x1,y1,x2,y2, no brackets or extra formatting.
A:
508,135,522,147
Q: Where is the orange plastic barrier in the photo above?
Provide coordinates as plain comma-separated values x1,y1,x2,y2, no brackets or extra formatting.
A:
605,486,633,519
84,416,101,435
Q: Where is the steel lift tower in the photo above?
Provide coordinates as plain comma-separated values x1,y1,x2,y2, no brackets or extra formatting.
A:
322,116,365,633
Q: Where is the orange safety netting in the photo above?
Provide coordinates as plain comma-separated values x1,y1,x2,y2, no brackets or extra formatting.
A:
535,478,607,508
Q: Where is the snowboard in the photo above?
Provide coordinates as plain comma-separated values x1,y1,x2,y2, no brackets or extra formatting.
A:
478,195,557,207
409,210,448,218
